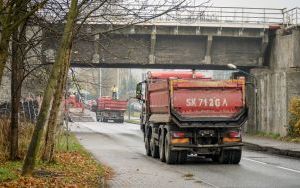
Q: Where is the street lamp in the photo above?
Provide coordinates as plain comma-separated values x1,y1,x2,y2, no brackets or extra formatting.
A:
227,64,258,133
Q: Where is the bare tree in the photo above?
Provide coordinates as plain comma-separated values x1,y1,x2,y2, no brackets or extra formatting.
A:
0,0,48,86
21,0,210,175
10,18,27,161
22,0,79,176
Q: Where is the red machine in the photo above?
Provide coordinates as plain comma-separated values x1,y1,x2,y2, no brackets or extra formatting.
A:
65,95,83,108
95,96,127,123
136,71,247,164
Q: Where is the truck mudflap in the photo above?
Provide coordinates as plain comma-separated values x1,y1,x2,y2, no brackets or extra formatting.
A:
171,143,243,151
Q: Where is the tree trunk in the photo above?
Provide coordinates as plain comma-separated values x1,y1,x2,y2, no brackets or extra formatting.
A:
10,30,20,161
0,40,9,86
22,0,78,176
42,49,71,162
9,6,27,161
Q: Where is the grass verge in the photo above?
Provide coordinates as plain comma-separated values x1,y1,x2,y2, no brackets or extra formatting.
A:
0,133,111,187
125,119,140,124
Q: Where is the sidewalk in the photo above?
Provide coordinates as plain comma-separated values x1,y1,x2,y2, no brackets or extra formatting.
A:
243,135,300,159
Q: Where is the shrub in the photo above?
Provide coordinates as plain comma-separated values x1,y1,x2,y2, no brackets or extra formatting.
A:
288,97,300,137
0,119,35,161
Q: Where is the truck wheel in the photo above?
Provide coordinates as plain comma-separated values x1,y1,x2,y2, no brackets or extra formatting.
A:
177,151,187,164
218,149,242,164
145,130,151,156
150,132,159,158
164,133,178,164
159,131,166,162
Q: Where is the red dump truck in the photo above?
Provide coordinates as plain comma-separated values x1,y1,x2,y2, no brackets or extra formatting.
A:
136,71,247,164
95,96,127,123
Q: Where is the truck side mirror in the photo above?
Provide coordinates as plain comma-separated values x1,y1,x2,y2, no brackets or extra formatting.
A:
136,82,143,100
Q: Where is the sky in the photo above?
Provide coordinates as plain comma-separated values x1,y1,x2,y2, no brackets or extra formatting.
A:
210,0,300,9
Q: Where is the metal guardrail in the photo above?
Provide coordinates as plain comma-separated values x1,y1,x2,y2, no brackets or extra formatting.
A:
284,7,300,27
42,2,300,28
88,4,300,26
85,4,286,27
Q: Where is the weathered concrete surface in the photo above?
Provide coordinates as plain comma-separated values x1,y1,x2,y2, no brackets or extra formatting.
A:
247,28,300,136
0,69,11,102
43,24,268,68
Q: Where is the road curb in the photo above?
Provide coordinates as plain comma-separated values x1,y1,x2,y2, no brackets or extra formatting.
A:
243,142,300,159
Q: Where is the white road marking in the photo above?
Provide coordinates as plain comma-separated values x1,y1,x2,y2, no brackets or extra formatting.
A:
276,166,300,174
243,158,300,174
243,158,267,165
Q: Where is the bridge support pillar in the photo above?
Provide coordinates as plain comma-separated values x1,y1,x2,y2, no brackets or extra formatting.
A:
149,29,156,64
247,28,300,136
259,34,269,64
204,35,213,64
93,34,101,97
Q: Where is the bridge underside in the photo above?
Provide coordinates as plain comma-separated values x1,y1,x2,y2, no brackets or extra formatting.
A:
70,62,255,70
43,24,269,69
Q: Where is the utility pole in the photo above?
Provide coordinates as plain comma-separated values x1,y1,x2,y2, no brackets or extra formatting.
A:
97,68,101,97
94,34,101,97
117,68,120,99
128,68,132,120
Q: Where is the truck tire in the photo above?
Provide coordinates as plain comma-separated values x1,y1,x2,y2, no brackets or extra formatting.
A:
150,132,159,158
164,133,178,164
177,151,187,164
159,130,166,162
218,149,242,164
145,129,151,156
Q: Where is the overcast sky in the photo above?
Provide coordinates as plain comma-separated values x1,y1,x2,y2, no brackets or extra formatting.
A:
210,0,299,9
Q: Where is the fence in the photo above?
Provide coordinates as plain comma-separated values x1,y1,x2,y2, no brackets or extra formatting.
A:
284,7,300,27
0,100,40,122
84,3,300,27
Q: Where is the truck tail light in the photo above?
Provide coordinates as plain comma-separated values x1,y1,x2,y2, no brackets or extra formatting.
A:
228,131,241,138
172,132,185,138
171,138,189,144
223,130,241,143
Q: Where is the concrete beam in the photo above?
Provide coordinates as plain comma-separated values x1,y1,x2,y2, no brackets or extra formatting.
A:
259,34,269,65
204,35,213,64
93,34,100,64
69,61,255,70
93,24,267,38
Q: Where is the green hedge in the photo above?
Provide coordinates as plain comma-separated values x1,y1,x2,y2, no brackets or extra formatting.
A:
288,97,300,137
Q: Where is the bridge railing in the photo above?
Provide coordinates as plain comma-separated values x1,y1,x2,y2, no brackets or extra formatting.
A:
284,7,300,27
85,4,286,27
41,2,299,28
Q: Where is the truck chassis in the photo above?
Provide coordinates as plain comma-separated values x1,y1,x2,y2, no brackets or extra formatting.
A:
96,110,125,123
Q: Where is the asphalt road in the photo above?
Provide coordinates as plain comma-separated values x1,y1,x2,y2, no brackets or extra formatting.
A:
70,122,300,188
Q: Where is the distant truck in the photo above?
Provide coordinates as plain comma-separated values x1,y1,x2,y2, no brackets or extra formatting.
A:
95,96,127,123
136,71,247,164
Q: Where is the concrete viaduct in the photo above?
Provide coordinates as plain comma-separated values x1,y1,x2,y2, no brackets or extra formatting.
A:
42,6,300,136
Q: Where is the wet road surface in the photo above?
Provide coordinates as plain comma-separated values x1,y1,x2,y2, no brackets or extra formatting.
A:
70,122,300,188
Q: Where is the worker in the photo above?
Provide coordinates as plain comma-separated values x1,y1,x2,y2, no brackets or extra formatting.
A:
111,85,118,99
